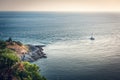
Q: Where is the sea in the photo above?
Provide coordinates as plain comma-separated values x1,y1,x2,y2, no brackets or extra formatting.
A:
0,12,120,80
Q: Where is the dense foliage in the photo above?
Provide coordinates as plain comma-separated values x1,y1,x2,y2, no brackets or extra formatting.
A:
0,40,7,49
0,48,19,69
12,62,46,80
0,40,46,80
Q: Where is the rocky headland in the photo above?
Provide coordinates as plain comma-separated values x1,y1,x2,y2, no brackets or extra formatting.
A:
0,38,47,80
6,37,47,62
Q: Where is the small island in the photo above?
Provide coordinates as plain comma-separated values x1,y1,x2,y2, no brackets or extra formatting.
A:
0,37,47,80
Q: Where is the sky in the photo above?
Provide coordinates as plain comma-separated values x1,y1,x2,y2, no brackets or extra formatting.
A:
0,0,120,12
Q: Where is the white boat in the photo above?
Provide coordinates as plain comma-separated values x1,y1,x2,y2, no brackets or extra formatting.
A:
90,36,95,40
90,33,95,40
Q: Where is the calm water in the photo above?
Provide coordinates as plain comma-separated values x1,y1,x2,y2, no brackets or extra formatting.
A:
0,12,120,80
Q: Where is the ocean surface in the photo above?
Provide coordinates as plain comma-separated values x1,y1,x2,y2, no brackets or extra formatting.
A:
0,12,120,80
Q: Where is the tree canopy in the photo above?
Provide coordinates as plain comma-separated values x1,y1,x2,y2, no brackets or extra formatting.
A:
0,40,46,80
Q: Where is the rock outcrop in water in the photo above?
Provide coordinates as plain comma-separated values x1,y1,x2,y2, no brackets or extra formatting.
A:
21,45,47,62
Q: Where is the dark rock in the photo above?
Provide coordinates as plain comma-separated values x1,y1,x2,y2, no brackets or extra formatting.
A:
21,45,47,62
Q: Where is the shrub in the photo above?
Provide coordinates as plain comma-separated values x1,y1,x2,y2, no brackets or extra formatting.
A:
0,40,6,49
12,62,46,80
0,39,47,80
6,37,12,42
0,48,20,69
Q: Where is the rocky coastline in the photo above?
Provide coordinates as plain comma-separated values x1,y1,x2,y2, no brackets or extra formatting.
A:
21,44,47,62
0,38,47,80
4,37,47,62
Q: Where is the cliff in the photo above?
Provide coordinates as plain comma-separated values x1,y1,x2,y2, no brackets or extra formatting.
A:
0,39,47,80
5,39,47,62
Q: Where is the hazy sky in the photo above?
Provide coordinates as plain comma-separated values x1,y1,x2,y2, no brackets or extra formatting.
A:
0,0,120,12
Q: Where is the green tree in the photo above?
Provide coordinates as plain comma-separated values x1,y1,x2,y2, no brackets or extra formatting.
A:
0,48,19,69
0,39,47,80
0,48,20,80
12,62,46,80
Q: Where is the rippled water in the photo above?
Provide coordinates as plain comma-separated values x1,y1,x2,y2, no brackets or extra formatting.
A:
0,12,120,80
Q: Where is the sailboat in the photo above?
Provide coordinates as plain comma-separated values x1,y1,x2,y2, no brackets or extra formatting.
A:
90,33,95,40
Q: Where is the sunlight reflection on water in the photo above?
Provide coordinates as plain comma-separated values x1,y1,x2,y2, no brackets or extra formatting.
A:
36,34,120,80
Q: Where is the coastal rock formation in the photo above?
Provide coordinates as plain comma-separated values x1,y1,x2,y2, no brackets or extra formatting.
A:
21,45,47,62
5,38,47,62
0,39,47,80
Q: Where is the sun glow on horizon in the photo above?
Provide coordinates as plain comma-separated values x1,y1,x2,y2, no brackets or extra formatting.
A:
0,0,120,12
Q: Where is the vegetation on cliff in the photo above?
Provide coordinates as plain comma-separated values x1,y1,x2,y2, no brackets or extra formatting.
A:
0,39,46,80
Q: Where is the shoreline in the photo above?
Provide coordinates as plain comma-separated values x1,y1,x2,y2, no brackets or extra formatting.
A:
0,39,47,80
21,44,47,62
4,38,47,62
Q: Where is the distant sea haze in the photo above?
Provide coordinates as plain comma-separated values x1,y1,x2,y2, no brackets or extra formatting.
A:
0,12,120,80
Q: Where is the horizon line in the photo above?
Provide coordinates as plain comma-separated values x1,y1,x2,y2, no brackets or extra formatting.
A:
0,10,120,13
